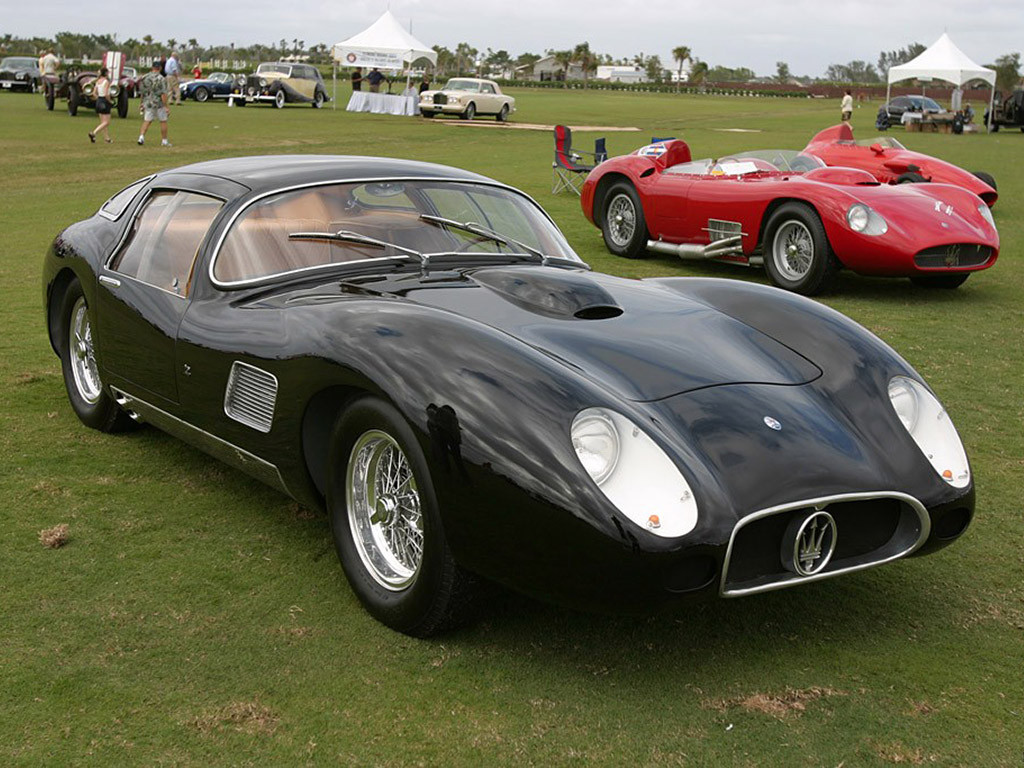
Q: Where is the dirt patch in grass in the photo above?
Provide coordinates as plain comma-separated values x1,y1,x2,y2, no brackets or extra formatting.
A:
39,523,69,548
874,741,939,764
704,686,846,718
189,701,279,735
441,121,640,132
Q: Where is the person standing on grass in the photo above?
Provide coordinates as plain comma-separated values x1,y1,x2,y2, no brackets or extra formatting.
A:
138,61,172,147
351,66,363,91
841,89,853,122
165,51,182,105
87,67,114,144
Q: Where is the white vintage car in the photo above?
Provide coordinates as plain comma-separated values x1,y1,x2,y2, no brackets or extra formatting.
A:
419,78,515,121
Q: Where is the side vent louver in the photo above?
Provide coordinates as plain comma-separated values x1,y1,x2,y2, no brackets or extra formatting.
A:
224,362,278,433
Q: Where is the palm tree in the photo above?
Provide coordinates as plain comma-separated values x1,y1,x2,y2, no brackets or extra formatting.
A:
573,42,597,88
553,49,573,86
167,38,177,52
672,45,691,89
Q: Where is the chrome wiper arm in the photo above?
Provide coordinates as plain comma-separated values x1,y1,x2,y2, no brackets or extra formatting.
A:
288,229,425,261
418,214,545,260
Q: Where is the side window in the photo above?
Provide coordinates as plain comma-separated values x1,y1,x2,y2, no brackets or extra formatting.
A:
110,190,223,296
482,83,495,94
100,178,150,219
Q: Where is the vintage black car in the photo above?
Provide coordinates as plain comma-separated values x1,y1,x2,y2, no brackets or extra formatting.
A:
0,56,41,92
236,62,328,107
43,156,975,636
985,89,1024,132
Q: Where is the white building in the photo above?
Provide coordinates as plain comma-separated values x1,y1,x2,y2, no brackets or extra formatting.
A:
596,65,647,83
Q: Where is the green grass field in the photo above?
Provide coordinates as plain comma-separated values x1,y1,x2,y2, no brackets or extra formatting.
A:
2,87,1022,766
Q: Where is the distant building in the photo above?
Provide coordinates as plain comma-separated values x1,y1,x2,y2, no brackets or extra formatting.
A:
515,55,584,82
596,65,647,83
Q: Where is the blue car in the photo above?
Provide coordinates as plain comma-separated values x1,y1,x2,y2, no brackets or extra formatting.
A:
180,72,235,102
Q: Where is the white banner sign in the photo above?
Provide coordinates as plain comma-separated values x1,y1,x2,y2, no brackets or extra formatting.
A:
334,48,405,70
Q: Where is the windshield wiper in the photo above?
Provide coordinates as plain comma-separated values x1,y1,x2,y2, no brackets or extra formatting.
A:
288,228,438,274
419,214,549,260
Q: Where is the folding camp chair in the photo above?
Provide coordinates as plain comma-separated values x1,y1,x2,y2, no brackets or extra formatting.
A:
552,125,605,195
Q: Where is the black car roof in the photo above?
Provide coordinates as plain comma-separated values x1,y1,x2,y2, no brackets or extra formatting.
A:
160,155,495,194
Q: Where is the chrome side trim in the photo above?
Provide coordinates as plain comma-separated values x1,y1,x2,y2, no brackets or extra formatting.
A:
719,491,931,597
224,361,278,433
206,175,581,290
110,386,291,497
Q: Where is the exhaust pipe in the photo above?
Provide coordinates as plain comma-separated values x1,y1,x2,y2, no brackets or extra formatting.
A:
646,235,744,261
113,393,144,423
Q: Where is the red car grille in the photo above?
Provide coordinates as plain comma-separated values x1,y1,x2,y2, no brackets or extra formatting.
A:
913,244,992,269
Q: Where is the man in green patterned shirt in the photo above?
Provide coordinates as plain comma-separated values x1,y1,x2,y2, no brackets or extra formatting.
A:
137,61,172,147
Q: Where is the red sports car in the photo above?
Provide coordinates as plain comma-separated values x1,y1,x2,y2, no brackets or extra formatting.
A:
581,140,999,295
804,124,997,207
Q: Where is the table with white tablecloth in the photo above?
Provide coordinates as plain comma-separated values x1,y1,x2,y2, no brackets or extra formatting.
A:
346,90,420,116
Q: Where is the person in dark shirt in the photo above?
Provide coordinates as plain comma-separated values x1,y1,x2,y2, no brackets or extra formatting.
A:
366,67,384,93
351,67,362,91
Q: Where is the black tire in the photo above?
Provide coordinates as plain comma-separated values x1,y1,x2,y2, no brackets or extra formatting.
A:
496,104,509,122
421,110,435,118
312,90,324,108
763,202,839,295
972,171,997,191
44,83,55,111
273,89,286,109
57,278,136,433
910,274,969,289
67,84,79,116
194,86,210,103
600,182,649,259
116,91,128,118
896,171,926,184
461,102,475,120
327,396,470,636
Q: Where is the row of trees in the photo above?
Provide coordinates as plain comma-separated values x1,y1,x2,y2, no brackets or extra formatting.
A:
1,31,1020,91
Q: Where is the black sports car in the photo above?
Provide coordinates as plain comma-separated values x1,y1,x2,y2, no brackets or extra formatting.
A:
43,156,975,636
0,56,41,92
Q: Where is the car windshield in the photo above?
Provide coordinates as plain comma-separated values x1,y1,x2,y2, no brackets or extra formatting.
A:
214,180,581,284
123,67,136,78
2,57,36,69
911,97,943,111
665,150,824,176
840,136,906,149
210,72,230,82
443,79,480,92
257,63,291,76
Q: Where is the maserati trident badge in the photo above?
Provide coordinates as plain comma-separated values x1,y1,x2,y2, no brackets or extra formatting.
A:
782,510,837,576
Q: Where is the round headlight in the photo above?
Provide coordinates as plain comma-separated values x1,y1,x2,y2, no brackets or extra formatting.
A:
571,408,699,538
571,410,619,484
978,203,996,229
259,77,267,87
847,204,869,232
887,378,919,432
888,376,970,488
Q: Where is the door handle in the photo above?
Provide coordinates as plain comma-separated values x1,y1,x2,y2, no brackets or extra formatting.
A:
99,275,121,288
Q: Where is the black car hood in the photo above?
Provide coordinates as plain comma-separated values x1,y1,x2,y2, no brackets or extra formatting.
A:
402,267,821,401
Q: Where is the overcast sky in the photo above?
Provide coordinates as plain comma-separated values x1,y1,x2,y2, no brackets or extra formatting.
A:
10,0,1022,77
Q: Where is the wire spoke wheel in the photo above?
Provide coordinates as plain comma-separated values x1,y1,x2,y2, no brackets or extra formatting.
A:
772,220,814,281
69,296,101,404
606,193,637,248
347,430,424,590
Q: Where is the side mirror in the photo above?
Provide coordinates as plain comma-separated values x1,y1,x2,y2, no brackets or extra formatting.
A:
869,143,885,155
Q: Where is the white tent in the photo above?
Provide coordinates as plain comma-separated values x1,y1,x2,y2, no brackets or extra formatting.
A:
332,11,436,70
886,33,997,130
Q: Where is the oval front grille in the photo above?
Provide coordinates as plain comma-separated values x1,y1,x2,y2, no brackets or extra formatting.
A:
913,244,992,269
224,362,278,433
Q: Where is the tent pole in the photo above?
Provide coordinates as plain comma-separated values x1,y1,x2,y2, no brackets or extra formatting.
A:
987,83,995,132
885,79,891,112
333,63,337,110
